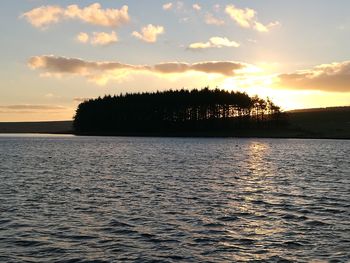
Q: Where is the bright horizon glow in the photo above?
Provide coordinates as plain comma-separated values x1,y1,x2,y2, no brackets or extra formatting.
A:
1,1,350,121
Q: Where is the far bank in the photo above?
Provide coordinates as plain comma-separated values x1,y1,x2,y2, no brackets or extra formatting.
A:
0,107,349,139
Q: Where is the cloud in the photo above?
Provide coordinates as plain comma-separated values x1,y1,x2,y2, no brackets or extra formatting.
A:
205,13,225,26
91,31,118,45
225,4,279,32
163,3,173,10
192,4,201,11
28,55,248,85
162,1,184,12
276,61,350,92
188,37,240,50
152,62,245,75
45,93,55,98
21,5,63,28
64,3,129,27
189,62,244,75
77,32,89,43
28,56,139,75
22,3,130,28
132,24,164,43
77,31,118,46
73,97,89,103
0,105,66,110
0,105,68,116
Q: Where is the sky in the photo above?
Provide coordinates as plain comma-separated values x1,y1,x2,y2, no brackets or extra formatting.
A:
1,0,350,121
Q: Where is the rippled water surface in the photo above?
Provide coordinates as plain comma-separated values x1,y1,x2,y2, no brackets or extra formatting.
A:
0,135,349,262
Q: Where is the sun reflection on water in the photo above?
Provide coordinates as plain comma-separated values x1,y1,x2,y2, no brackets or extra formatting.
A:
222,141,295,261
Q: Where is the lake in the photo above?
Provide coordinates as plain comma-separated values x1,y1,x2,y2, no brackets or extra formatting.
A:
0,135,349,262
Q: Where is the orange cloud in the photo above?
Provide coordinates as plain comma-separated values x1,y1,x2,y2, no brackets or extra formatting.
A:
225,4,279,32
132,24,165,43
276,61,350,92
153,62,245,75
205,13,225,26
73,98,90,103
162,1,185,12
22,3,130,28
91,31,118,45
188,37,240,50
77,31,118,46
0,105,68,117
64,3,129,27
28,55,249,85
192,4,201,11
76,32,89,43
163,3,173,10
0,105,66,110
21,5,63,28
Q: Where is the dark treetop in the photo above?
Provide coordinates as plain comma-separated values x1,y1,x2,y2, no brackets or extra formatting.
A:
73,88,282,135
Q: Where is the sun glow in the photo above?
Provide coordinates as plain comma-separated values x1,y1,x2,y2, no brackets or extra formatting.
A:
220,72,350,111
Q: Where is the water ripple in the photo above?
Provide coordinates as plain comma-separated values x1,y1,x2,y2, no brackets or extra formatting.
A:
0,135,349,262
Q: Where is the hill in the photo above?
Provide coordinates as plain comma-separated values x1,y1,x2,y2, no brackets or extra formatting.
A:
284,106,350,139
0,107,349,139
0,121,73,134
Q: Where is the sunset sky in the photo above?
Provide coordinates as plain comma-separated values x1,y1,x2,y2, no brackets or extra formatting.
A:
1,0,350,121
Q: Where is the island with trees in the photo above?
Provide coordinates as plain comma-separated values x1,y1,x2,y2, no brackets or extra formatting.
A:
1,88,348,138
73,88,285,136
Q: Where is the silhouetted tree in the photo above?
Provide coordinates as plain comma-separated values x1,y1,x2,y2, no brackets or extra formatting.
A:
73,88,282,134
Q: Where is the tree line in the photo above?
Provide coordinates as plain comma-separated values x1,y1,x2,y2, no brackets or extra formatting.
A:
73,88,283,134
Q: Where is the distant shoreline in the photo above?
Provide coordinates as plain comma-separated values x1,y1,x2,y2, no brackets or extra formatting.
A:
1,130,349,140
1,107,350,139
0,121,73,135
1,131,349,140
73,131,350,140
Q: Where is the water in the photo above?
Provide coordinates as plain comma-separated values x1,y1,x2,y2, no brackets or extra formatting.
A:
0,135,349,262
